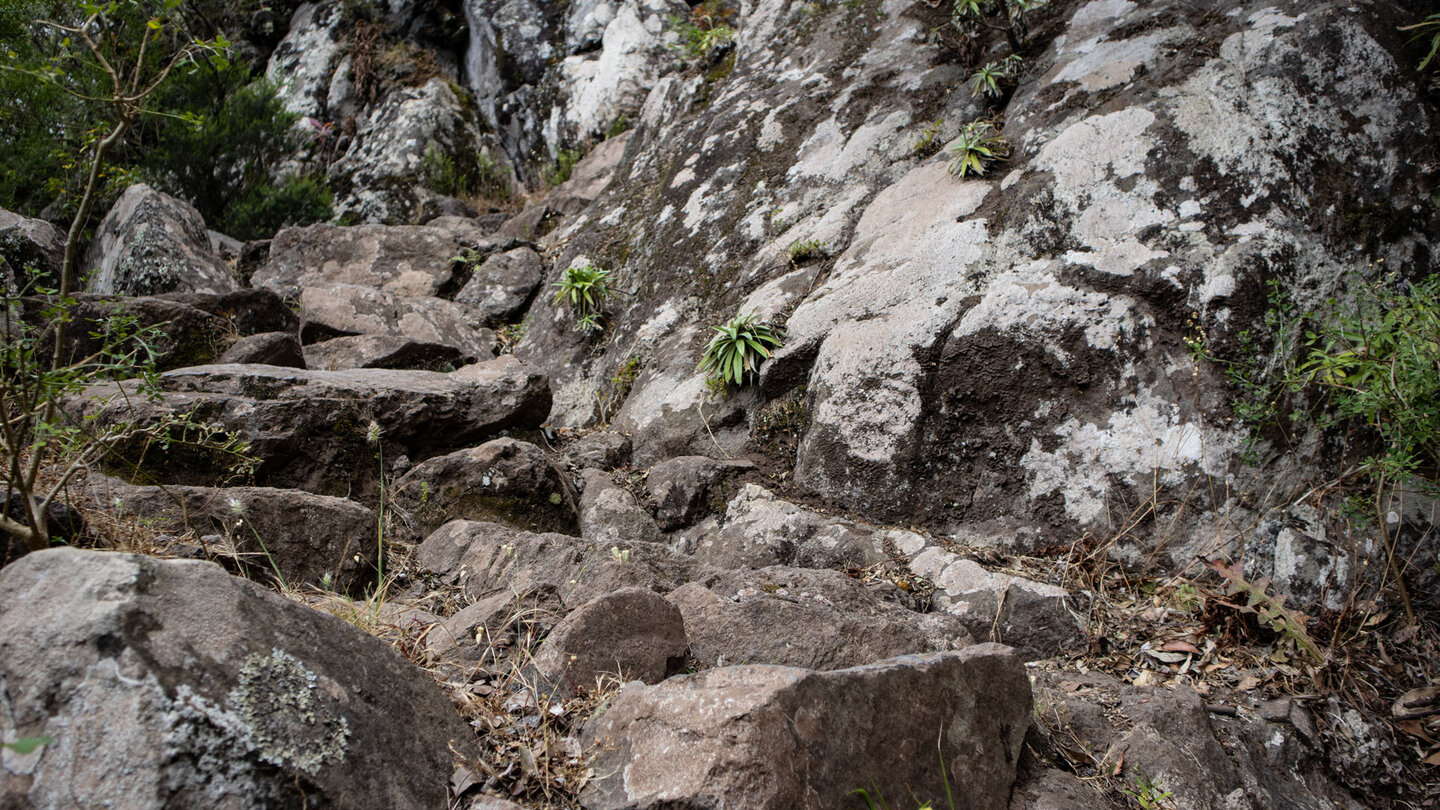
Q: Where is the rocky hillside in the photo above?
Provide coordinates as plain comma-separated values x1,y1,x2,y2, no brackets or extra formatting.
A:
2,0,1438,807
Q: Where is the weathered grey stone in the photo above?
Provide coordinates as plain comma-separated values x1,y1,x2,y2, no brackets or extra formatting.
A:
218,332,307,368
83,475,375,592
579,468,662,546
69,357,551,495
83,184,237,296
908,548,1085,661
646,455,753,531
264,1,347,122
26,293,232,372
329,78,512,225
580,645,1030,810
425,588,563,665
531,587,687,695
304,334,466,371
160,288,299,336
415,520,695,609
0,206,63,280
0,547,470,809
255,222,487,300
669,567,972,670
677,484,888,570
563,431,632,470
299,283,497,359
393,438,580,538
454,246,544,327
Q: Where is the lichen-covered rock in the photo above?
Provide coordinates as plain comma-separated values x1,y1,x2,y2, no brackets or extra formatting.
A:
907,547,1085,661
509,0,1435,573
392,438,580,538
530,587,687,695
298,283,497,359
669,566,972,670
677,484,890,570
556,0,683,138
82,184,237,296
84,475,375,592
69,357,551,496
255,222,492,301
454,246,545,327
328,78,510,225
0,206,63,281
0,547,470,809
265,1,348,122
580,645,1030,810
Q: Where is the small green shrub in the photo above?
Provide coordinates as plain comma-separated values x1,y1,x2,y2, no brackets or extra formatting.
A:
946,120,1009,178
969,55,1023,98
1122,773,1174,810
912,118,943,157
423,141,511,200
671,0,736,62
217,174,332,241
553,264,612,333
542,146,585,186
787,238,824,264
698,313,784,391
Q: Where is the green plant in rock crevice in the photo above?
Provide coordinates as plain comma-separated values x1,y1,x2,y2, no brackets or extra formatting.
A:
698,312,785,392
947,120,1009,178
553,263,612,333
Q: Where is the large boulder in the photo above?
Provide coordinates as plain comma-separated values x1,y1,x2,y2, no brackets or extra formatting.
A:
298,283,497,359
580,645,1031,810
646,455,754,531
69,357,551,496
668,567,973,670
677,484,891,570
392,438,581,538
84,475,377,593
304,334,466,371
0,206,64,281
82,184,237,296
0,547,470,809
218,332,307,368
254,222,494,301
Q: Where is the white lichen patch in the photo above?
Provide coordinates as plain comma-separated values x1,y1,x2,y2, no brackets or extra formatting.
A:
1021,389,1240,525
229,648,350,775
953,262,1148,361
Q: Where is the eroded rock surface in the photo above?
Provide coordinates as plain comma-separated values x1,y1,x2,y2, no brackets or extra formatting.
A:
581,645,1031,810
83,184,237,296
0,548,469,809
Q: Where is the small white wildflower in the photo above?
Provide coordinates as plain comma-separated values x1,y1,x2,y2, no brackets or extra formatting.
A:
366,420,382,445
228,497,244,515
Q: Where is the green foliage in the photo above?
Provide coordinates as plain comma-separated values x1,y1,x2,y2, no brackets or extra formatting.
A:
671,0,735,62
1,736,52,755
1194,275,1440,488
552,264,611,333
1399,13,1440,71
0,277,256,551
1122,774,1174,810
698,313,784,391
217,174,332,242
422,141,511,200
912,118,943,157
787,238,824,264
947,0,1048,55
946,120,1009,178
969,54,1023,97
542,146,585,186
1294,275,1440,484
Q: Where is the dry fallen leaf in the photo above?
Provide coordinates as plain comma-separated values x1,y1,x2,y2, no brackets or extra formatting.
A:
1237,675,1263,692
1392,686,1440,720
1160,640,1202,654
